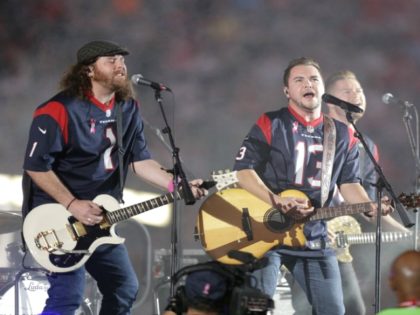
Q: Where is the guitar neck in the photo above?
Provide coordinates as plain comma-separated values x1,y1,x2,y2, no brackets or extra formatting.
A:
310,202,372,221
345,231,413,245
105,191,182,224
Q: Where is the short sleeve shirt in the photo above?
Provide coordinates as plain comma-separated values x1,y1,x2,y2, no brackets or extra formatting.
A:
233,107,360,255
23,91,151,211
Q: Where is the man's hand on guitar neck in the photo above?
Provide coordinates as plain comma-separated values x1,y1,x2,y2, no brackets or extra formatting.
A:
274,195,314,220
340,183,394,218
364,195,394,218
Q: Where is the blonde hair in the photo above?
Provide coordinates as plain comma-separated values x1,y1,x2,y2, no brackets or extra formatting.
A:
325,70,359,93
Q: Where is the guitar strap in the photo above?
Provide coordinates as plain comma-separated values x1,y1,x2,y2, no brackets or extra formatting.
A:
116,102,125,204
321,115,336,207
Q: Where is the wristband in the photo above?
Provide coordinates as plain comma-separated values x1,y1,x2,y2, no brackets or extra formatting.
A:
66,197,77,210
167,180,175,193
167,178,181,193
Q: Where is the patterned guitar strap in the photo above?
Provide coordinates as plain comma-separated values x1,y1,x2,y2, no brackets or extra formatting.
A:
116,101,125,204
321,115,336,207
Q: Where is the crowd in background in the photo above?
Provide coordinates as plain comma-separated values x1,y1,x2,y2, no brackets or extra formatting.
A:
0,1,419,313
1,0,420,193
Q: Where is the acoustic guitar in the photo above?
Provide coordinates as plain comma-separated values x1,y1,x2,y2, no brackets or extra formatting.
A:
196,188,417,265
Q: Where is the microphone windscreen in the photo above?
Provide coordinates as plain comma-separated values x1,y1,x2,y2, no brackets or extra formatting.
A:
382,93,393,105
131,74,143,84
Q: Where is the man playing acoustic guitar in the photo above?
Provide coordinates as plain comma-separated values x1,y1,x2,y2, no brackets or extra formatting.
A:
233,57,394,315
287,70,411,315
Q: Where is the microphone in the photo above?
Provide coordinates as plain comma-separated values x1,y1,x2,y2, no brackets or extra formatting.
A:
131,74,172,92
322,93,363,113
382,93,413,108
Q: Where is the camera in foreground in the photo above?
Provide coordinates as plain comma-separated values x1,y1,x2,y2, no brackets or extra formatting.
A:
164,260,274,315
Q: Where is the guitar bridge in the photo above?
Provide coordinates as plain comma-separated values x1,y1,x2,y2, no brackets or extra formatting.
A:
34,229,64,253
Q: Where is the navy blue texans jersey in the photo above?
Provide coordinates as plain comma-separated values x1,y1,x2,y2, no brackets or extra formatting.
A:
358,134,379,201
23,91,151,213
233,107,360,254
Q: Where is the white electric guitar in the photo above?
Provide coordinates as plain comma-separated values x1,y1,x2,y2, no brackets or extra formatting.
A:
23,170,238,273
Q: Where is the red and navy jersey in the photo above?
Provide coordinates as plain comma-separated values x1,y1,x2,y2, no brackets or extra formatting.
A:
233,107,360,254
23,91,151,212
358,134,379,201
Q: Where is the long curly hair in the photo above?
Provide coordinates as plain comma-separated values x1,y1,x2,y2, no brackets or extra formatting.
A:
59,63,134,101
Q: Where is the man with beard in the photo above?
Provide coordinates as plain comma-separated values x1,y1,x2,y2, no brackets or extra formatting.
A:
21,40,207,314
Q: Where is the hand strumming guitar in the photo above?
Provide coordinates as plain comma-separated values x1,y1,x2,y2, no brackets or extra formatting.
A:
67,199,104,226
274,195,314,220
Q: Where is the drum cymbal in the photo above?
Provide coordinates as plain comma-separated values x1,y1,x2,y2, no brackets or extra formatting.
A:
0,211,22,234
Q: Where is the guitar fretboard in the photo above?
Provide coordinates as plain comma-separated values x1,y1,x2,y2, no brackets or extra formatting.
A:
105,191,182,224
345,231,413,245
310,202,372,221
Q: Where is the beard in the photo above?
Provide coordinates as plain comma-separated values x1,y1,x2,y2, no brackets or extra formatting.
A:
93,67,132,97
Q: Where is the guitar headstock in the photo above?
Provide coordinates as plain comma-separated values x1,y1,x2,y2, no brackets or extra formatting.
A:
398,193,420,209
211,170,238,191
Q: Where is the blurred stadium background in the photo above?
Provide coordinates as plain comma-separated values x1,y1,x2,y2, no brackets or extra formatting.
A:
0,1,419,314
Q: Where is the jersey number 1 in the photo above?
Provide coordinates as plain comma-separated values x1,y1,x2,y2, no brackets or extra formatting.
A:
104,127,116,170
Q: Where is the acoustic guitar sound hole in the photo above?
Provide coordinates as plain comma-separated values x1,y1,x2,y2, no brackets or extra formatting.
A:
264,209,292,232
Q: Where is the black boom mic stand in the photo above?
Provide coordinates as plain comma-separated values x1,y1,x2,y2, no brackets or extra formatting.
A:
345,111,414,314
398,98,420,250
152,89,196,299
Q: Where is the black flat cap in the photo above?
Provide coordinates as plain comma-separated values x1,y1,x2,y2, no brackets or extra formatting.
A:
77,40,129,65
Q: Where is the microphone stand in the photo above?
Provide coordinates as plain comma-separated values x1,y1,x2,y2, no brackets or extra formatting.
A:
142,117,196,179
399,102,420,250
142,117,174,154
345,112,414,314
153,89,196,299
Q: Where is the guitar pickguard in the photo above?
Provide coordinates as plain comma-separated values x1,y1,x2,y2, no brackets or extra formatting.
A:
50,253,85,268
328,216,361,263
197,188,309,264
197,187,418,265
49,223,112,268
